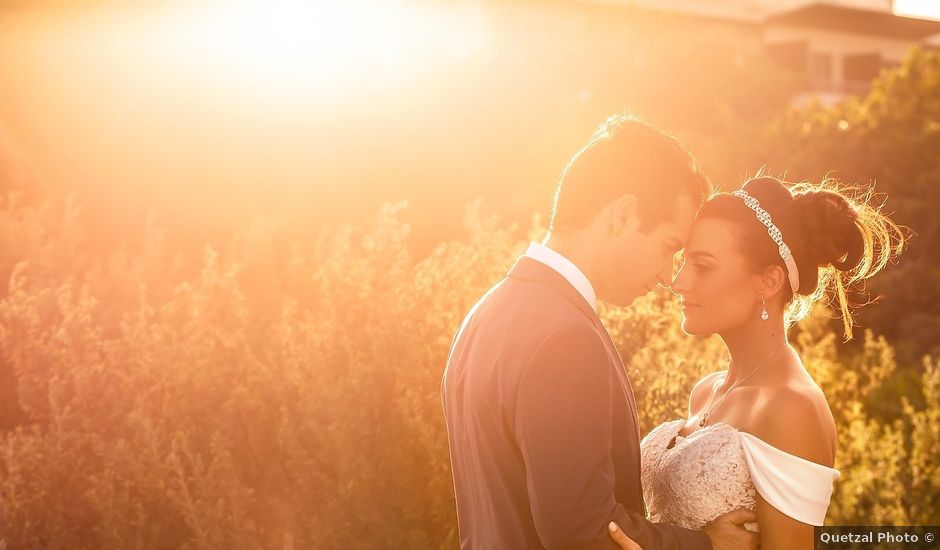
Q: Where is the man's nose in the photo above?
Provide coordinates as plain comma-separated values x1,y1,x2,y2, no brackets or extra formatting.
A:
657,265,674,288
657,257,677,288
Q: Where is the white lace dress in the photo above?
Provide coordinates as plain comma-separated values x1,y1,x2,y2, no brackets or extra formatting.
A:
640,419,840,531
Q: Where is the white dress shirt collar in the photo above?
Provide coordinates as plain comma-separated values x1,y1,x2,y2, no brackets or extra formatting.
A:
523,241,597,312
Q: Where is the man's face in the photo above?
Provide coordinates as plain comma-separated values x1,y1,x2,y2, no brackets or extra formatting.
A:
598,194,697,306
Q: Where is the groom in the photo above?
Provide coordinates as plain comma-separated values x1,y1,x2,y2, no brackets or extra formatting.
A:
441,115,759,550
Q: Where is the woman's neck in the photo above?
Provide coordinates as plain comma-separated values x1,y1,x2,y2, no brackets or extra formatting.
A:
719,314,790,385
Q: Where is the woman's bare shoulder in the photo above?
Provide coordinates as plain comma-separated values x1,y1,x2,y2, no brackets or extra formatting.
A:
749,380,837,466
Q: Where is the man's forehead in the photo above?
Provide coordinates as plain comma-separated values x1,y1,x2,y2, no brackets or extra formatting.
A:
657,195,699,246
665,227,690,250
672,212,697,244
673,195,699,231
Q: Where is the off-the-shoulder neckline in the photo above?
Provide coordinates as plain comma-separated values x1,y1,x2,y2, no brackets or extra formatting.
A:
666,418,839,473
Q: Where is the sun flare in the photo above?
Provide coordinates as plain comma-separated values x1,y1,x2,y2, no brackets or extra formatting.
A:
134,0,489,97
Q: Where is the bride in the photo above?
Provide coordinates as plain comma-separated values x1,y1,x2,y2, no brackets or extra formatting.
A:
609,175,905,549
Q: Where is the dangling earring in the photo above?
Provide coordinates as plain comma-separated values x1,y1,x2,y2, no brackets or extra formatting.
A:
760,296,769,321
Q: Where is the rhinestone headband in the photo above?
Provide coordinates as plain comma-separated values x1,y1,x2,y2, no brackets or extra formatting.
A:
732,190,800,294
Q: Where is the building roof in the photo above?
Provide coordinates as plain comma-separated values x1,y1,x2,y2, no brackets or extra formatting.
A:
767,2,940,38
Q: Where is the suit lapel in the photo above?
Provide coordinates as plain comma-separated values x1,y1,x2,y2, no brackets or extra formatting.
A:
507,256,641,440
593,319,641,441
507,256,596,321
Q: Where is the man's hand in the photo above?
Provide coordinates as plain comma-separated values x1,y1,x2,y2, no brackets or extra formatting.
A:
608,522,643,550
702,508,760,550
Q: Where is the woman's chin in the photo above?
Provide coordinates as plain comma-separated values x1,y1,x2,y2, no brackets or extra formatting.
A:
680,317,710,336
682,326,713,337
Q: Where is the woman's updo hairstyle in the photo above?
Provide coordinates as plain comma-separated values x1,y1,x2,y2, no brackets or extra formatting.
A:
697,174,907,339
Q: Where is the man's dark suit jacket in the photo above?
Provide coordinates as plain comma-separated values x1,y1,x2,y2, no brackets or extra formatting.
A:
441,256,712,550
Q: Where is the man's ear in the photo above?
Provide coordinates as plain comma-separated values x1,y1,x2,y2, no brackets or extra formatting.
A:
610,193,641,236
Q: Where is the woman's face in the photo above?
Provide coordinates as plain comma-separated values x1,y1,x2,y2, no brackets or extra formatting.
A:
670,217,765,335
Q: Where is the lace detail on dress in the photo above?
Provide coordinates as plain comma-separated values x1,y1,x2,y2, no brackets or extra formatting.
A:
641,419,759,531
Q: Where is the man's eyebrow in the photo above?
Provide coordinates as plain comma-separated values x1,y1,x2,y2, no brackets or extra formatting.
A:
686,250,717,260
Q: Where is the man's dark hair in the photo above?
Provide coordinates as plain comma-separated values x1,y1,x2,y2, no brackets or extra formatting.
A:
549,114,710,233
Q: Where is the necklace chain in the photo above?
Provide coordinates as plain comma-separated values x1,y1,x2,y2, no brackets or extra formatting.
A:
699,345,787,427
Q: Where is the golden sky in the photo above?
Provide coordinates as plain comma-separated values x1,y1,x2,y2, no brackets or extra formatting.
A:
1,0,939,257
894,0,940,20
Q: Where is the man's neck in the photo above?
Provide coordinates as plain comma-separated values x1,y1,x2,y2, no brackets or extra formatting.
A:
543,232,598,286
